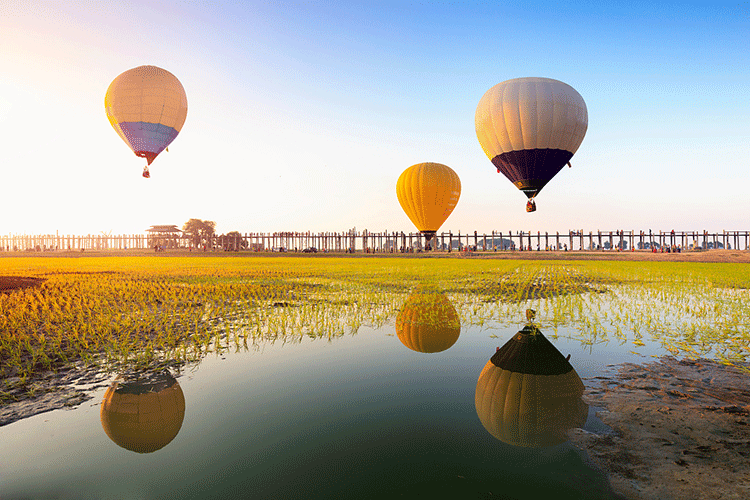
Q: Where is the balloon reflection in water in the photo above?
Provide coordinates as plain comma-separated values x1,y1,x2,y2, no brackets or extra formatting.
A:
475,325,588,447
396,291,461,353
100,371,186,454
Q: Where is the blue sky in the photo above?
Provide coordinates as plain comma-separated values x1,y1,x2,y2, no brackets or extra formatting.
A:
1,1,748,236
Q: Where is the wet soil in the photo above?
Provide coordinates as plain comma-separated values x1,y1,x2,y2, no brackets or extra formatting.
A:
571,356,750,500
0,276,45,293
0,361,114,427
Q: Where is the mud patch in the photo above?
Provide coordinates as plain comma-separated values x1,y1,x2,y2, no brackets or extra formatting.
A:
571,357,750,500
0,276,45,293
0,362,115,427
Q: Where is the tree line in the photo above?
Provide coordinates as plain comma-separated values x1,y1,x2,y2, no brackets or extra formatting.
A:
181,219,247,250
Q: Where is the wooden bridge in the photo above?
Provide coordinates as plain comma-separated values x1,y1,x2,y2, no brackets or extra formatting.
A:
2,229,748,253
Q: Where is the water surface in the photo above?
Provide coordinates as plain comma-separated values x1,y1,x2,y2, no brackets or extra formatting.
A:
1,314,656,499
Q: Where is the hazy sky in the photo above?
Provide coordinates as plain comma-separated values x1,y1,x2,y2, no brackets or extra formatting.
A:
1,1,748,236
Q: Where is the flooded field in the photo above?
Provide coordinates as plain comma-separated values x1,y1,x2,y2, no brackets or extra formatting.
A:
1,254,748,499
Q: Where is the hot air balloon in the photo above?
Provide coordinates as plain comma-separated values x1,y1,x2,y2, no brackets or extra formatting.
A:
105,65,188,178
100,371,186,453
475,77,587,212
475,324,588,447
396,162,461,249
396,290,461,353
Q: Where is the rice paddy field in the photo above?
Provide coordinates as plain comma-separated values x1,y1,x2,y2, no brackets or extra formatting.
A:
2,254,749,389
1,253,749,499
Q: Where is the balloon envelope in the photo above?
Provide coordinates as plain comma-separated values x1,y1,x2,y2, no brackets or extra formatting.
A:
396,162,461,237
105,65,188,165
475,77,587,199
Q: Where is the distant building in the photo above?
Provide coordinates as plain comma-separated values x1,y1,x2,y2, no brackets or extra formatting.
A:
146,225,183,249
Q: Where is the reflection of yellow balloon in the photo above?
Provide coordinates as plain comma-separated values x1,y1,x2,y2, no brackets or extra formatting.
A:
396,291,460,353
100,372,186,454
475,326,587,447
396,163,461,241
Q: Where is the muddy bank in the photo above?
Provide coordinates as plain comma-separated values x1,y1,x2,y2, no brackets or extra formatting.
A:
0,362,114,427
571,356,750,500
0,276,45,293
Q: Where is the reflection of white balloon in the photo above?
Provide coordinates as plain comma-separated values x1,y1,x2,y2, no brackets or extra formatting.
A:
475,326,588,447
475,77,588,202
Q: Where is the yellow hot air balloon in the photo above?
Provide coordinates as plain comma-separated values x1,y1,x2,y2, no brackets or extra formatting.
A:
100,371,186,454
396,162,461,248
396,290,461,353
475,77,587,212
475,325,588,447
105,65,188,178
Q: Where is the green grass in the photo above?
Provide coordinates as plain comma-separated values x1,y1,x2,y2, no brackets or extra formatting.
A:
1,254,749,397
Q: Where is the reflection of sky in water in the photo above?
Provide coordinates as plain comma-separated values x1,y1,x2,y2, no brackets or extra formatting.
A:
1,318,631,500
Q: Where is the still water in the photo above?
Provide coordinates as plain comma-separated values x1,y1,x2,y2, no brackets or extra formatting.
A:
1,304,660,499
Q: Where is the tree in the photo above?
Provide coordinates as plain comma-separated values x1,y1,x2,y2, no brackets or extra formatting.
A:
217,231,246,251
182,219,216,248
223,231,247,251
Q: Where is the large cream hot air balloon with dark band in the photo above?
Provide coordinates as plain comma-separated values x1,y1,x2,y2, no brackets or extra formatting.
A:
100,371,186,454
105,65,188,178
475,77,587,212
396,162,461,249
396,290,461,353
475,324,588,447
